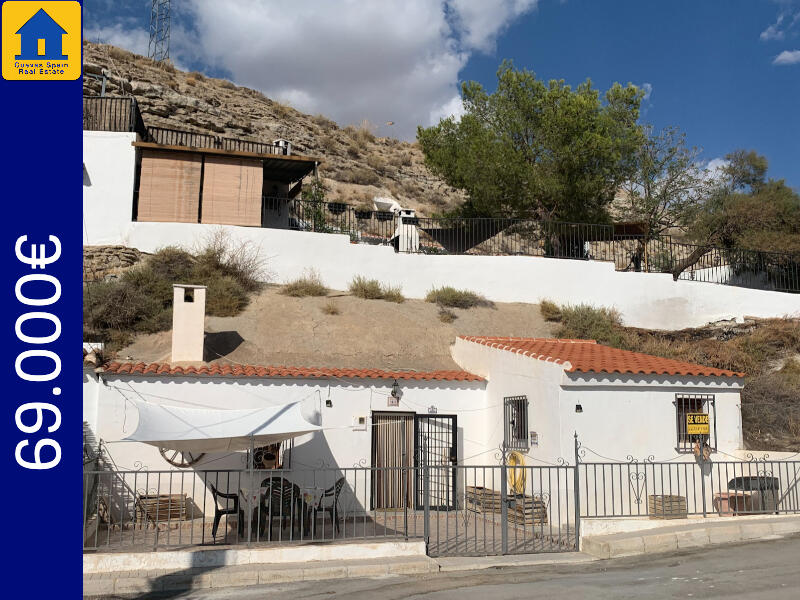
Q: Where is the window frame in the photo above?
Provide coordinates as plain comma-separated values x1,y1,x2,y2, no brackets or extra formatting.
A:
674,394,717,453
503,395,529,451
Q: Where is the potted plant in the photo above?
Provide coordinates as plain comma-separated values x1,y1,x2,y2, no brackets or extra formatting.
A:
374,210,394,222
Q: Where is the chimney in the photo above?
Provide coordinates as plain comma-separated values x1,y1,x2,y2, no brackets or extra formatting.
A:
171,284,206,362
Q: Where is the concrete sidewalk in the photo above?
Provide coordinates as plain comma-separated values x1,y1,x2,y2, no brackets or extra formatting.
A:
83,555,440,597
83,515,800,597
581,514,800,559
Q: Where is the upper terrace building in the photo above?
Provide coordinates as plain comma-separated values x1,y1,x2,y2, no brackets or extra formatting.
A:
83,96,319,243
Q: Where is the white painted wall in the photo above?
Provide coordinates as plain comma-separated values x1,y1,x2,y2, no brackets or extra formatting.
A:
83,131,137,246
451,338,748,525
91,373,486,513
117,222,800,330
82,134,799,329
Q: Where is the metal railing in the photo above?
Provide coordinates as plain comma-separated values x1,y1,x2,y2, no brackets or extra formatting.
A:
578,453,800,519
392,217,799,293
142,126,289,155
82,464,576,556
263,197,398,243
82,96,289,156
83,96,145,133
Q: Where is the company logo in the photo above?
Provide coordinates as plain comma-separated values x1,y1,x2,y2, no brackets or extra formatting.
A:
2,1,81,80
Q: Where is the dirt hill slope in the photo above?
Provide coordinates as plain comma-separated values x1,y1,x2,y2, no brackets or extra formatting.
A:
82,43,464,216
116,285,555,371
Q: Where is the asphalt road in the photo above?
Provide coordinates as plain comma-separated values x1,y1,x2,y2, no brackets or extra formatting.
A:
160,535,800,600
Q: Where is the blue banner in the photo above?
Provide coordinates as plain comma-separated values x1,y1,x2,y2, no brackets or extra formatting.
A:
1,1,82,597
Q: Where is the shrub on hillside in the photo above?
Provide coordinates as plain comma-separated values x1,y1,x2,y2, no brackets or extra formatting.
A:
425,286,491,309
282,270,328,297
83,236,265,351
349,276,383,299
554,304,623,347
349,276,405,303
539,300,562,322
438,308,457,323
322,300,340,315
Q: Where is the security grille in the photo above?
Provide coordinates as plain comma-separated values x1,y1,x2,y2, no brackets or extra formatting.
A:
504,396,529,451
675,394,716,453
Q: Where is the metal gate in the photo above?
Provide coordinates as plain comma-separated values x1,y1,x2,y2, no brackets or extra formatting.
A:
415,415,457,510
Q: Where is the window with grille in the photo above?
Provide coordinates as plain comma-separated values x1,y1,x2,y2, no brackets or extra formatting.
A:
504,396,529,450
675,394,716,453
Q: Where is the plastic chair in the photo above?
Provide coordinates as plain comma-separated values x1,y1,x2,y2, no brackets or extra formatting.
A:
209,483,243,538
315,477,346,533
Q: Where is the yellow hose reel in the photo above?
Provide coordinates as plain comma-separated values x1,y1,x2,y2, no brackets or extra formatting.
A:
507,451,526,495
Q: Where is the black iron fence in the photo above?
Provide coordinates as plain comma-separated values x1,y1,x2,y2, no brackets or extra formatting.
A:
577,443,800,519
142,126,289,156
392,217,800,293
82,448,800,558
264,197,398,244
82,96,289,156
83,96,145,133
82,463,576,557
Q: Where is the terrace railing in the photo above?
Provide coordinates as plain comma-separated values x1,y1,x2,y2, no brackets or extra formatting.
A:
83,96,145,134
142,126,290,155
82,450,799,556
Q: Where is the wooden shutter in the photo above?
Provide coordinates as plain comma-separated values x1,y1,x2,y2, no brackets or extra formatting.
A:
137,150,202,223
201,156,263,226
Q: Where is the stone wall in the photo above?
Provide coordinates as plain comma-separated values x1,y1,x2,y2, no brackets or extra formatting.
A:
83,245,146,282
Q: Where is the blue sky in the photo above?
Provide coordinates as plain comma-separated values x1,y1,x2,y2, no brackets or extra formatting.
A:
85,1,799,189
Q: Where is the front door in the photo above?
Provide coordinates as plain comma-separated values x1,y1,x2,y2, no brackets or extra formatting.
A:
371,412,414,509
414,414,457,510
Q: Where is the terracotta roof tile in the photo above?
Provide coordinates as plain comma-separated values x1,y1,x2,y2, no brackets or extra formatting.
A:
459,336,744,378
102,362,484,382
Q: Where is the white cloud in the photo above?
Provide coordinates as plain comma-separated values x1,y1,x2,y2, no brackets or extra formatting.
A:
640,82,653,102
773,49,800,65
84,23,149,57
760,14,786,41
429,94,466,124
446,0,539,53
158,0,538,140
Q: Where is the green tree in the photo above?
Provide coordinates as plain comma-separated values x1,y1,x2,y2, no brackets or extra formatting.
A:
620,125,710,240
690,150,800,253
417,61,644,222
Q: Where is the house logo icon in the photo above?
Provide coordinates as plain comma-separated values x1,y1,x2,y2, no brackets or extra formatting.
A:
2,1,81,81
14,8,68,60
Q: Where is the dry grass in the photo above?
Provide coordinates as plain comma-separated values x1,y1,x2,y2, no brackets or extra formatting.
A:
322,300,340,315
349,276,405,303
341,167,380,186
438,308,457,323
426,286,492,309
539,300,562,322
281,270,328,297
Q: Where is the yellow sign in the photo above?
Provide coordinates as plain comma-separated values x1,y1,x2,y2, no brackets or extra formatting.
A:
2,1,81,81
686,412,710,435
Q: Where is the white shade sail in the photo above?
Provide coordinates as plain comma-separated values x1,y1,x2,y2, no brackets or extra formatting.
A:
123,400,320,453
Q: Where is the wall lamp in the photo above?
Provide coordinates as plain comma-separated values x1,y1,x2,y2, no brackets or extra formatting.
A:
390,379,400,398
575,404,583,413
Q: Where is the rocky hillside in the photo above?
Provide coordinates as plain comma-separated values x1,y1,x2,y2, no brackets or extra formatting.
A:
82,43,465,216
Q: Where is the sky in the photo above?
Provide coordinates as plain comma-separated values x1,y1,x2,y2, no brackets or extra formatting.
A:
85,0,799,189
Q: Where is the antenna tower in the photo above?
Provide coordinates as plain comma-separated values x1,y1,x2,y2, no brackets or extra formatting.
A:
148,0,171,63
